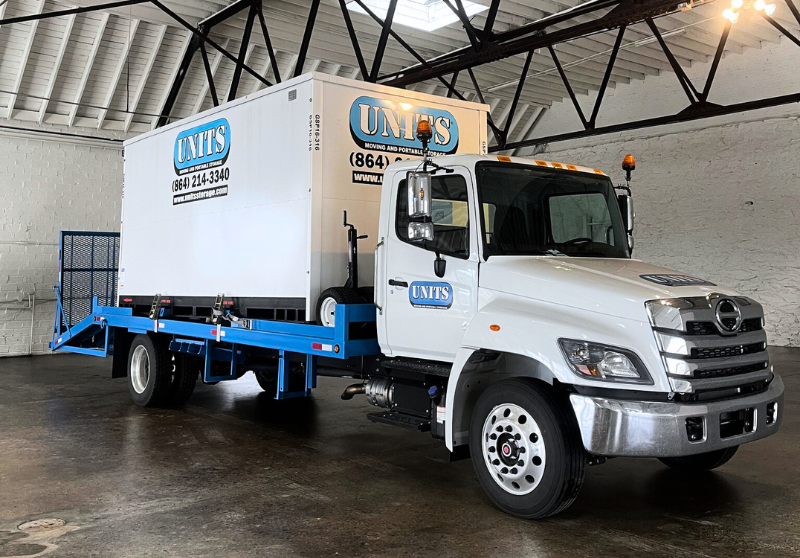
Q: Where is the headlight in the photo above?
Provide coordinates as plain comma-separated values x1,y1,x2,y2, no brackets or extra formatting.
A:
558,339,652,384
645,298,693,331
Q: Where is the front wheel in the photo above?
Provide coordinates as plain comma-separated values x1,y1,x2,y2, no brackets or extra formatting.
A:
658,446,739,472
469,379,586,519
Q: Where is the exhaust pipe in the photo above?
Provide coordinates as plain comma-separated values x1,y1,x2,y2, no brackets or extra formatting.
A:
341,383,366,400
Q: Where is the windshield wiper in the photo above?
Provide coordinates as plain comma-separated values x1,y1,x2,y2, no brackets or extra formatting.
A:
544,249,567,256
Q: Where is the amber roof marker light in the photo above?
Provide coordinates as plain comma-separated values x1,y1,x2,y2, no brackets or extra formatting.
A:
622,154,636,184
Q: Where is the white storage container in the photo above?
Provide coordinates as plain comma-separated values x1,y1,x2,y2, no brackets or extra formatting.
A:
119,72,488,320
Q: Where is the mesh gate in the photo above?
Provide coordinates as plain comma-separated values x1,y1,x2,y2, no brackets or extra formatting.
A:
56,231,120,333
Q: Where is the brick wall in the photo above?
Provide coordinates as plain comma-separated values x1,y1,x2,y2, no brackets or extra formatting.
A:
516,38,800,346
0,129,123,357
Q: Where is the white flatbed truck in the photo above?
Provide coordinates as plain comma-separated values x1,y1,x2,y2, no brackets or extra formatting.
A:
52,73,783,519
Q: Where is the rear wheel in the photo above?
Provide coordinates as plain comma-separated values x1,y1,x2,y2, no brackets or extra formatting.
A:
167,354,200,406
469,379,585,519
254,369,278,394
658,447,739,472
128,334,172,407
315,287,361,327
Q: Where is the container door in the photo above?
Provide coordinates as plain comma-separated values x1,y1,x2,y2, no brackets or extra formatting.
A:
383,167,479,361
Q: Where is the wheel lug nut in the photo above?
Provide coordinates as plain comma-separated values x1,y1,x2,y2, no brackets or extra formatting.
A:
504,426,512,432
517,460,523,466
510,467,518,474
501,467,508,474
514,433,521,440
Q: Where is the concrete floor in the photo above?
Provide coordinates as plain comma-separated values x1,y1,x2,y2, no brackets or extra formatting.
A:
0,349,797,558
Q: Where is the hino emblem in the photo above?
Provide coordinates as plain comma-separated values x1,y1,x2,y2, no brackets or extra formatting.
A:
715,297,742,333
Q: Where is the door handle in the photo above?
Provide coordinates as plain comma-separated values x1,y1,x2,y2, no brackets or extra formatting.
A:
388,279,408,288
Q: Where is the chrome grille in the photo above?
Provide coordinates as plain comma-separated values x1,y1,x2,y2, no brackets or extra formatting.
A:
648,295,770,398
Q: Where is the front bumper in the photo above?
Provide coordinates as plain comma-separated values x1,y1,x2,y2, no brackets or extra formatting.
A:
569,375,784,457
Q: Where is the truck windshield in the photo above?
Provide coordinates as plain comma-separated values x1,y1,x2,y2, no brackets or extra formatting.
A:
476,163,629,259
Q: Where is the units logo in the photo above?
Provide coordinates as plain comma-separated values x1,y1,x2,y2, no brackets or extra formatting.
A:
409,281,453,309
349,96,459,156
174,118,230,175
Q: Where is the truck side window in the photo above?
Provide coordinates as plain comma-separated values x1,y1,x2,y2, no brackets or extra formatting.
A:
396,175,470,259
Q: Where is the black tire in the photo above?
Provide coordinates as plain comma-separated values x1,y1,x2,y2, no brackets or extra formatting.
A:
254,369,278,394
658,446,739,472
127,334,173,407
167,354,200,406
315,287,362,326
469,378,586,519
357,286,375,305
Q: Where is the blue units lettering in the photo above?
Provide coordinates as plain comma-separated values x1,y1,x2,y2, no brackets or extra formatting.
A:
174,118,230,175
409,282,453,309
350,96,459,156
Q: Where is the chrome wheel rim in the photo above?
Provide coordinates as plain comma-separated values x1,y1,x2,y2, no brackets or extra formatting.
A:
319,297,337,327
482,403,546,495
130,345,151,394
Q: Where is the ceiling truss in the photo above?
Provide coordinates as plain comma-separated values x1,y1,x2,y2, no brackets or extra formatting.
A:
0,0,796,145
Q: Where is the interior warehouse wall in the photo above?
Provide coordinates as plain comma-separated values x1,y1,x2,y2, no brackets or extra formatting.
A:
517,37,800,347
0,130,123,357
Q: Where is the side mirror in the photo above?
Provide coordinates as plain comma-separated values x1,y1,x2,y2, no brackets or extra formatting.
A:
408,171,432,218
434,253,446,278
618,194,634,233
617,194,634,252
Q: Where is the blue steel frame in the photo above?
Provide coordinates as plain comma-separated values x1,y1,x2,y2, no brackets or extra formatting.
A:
51,297,380,399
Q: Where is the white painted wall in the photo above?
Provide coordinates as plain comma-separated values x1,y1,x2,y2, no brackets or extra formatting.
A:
517,38,800,346
0,126,123,357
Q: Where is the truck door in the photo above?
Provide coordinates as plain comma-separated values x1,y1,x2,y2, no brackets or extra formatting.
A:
383,167,479,361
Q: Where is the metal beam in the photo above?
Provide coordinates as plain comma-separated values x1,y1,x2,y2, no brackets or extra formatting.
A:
761,12,800,47
443,0,480,50
483,0,501,36
68,12,109,127
256,3,281,83
156,32,199,128
228,2,257,102
700,20,730,102
97,18,140,129
124,24,167,132
502,50,534,146
0,0,147,26
295,0,321,77
152,30,192,129
195,37,230,113
226,42,255,103
496,92,800,152
589,24,625,127
548,44,587,128
338,0,369,80
149,0,270,89
447,71,460,98
370,0,399,81
377,0,679,88
199,0,252,29
645,18,698,104
7,0,45,119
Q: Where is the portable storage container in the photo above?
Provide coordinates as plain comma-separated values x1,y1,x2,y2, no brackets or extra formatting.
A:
119,72,488,320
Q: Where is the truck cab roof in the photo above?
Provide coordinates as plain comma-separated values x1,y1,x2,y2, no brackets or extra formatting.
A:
386,154,607,178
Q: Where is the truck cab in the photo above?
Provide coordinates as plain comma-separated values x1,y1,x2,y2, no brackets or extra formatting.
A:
371,153,783,518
